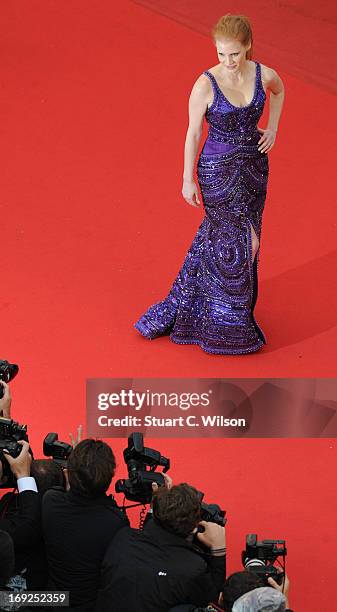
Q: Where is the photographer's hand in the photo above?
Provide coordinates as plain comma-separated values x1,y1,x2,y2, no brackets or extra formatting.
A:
69,424,83,447
0,381,12,418
268,573,290,608
197,520,226,556
3,440,32,479
152,473,173,493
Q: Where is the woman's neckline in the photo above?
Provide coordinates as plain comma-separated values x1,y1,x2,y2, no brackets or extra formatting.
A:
206,61,259,109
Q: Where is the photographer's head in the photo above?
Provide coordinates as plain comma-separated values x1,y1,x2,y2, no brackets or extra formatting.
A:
67,439,116,498
222,571,289,611
152,483,201,538
222,571,264,611
31,459,64,494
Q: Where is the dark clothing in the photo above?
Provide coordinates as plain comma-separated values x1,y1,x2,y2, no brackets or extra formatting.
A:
42,488,129,610
95,520,226,612
0,490,42,552
0,490,45,588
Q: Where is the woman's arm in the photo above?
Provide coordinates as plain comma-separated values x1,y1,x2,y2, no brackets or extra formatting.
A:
258,65,285,153
182,76,210,206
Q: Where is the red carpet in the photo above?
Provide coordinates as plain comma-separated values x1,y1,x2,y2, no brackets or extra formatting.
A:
1,2,336,611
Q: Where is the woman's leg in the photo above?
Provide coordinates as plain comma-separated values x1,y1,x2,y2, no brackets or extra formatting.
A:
249,222,260,261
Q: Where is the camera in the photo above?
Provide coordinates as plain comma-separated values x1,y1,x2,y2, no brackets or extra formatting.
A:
0,417,28,444
242,534,287,585
0,417,29,487
0,360,19,399
115,432,170,504
43,433,73,467
200,498,226,527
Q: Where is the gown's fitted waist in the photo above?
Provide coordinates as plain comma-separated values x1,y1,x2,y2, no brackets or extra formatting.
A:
202,128,260,154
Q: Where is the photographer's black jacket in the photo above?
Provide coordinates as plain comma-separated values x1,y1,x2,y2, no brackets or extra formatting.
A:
0,490,41,551
42,488,129,610
0,490,46,589
95,519,226,612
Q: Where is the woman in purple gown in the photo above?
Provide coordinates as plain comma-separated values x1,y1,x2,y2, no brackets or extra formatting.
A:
135,14,285,355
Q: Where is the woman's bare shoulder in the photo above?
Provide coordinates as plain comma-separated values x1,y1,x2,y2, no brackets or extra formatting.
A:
260,62,284,94
260,63,280,85
193,72,213,89
189,72,213,99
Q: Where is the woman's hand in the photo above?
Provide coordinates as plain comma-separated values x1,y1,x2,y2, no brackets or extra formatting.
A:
182,179,201,207
257,127,277,153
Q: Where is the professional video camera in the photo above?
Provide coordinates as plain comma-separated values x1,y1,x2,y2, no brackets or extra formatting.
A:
0,417,29,488
115,432,170,504
0,360,19,399
116,433,227,526
43,433,73,467
242,534,287,585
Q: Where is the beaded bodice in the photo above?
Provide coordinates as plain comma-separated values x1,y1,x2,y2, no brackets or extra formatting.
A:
203,62,266,146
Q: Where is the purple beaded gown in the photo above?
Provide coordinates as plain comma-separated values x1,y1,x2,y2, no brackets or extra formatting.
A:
135,61,268,354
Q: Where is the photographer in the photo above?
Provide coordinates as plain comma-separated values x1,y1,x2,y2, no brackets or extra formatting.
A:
170,571,293,612
42,438,129,611
221,570,293,612
0,441,45,592
95,483,226,612
6,459,64,590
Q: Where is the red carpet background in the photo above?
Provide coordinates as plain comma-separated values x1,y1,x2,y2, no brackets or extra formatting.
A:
1,1,336,610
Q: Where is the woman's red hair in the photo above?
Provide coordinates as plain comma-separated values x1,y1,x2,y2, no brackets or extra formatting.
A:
211,14,253,59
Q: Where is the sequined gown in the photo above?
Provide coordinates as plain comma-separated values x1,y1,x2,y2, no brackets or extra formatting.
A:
135,62,268,354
